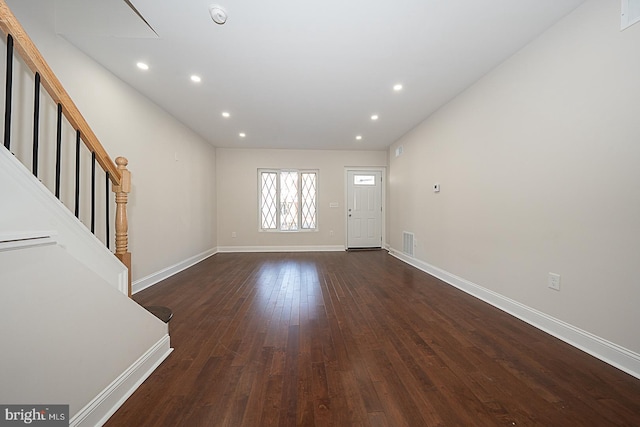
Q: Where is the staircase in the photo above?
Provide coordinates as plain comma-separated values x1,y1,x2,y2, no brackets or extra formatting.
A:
0,1,172,425
0,0,132,292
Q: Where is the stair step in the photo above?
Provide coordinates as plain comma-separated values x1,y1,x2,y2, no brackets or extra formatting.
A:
144,306,173,323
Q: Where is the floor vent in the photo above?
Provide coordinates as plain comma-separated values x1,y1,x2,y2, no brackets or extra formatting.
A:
402,232,414,257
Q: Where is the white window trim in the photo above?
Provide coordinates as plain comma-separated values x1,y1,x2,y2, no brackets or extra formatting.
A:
258,168,319,232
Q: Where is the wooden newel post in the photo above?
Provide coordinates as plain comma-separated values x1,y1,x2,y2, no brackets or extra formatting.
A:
113,156,132,297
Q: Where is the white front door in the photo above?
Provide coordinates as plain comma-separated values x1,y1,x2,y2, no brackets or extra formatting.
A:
347,170,382,249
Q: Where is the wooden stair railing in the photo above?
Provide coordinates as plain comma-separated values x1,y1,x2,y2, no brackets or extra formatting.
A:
0,0,133,296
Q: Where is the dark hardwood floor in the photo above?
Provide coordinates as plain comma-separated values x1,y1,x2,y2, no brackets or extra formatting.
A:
105,251,640,426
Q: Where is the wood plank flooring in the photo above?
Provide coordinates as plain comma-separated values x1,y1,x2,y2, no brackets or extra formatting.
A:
105,251,640,426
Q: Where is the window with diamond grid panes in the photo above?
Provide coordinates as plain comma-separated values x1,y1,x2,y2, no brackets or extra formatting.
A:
280,171,299,230
260,172,278,229
258,169,318,231
301,173,317,229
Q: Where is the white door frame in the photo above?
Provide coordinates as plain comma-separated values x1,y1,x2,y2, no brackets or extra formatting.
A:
344,167,386,250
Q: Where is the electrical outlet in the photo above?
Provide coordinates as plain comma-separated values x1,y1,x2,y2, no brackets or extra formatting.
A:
231,232,237,238
548,273,561,291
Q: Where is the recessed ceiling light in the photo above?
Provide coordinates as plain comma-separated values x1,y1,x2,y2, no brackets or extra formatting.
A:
190,75,202,83
371,115,379,121
222,111,230,118
136,62,149,70
239,132,246,138
393,84,403,91
355,135,363,140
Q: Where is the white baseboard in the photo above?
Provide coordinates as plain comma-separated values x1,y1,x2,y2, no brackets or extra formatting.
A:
388,248,640,380
217,245,345,253
132,248,218,294
71,335,173,427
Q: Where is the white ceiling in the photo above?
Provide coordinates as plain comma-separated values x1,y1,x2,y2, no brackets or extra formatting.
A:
23,0,585,151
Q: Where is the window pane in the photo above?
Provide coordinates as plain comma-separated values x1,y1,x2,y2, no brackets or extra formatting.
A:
260,172,277,229
354,175,376,185
301,173,317,229
280,171,298,231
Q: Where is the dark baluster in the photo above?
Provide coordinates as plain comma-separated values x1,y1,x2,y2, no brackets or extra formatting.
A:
74,131,80,218
55,103,62,198
4,34,13,150
106,172,110,250
32,72,40,176
91,151,96,233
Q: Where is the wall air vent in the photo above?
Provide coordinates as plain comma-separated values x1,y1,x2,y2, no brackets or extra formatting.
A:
402,231,414,257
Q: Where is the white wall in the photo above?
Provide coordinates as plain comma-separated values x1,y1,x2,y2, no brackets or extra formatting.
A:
0,241,170,423
389,0,640,357
217,148,387,250
6,0,217,284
